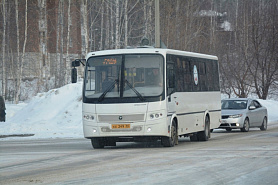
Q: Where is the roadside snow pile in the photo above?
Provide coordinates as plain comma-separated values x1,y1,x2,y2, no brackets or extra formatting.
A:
258,99,278,123
0,82,83,139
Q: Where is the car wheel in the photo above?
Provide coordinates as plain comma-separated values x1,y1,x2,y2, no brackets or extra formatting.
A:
197,116,210,141
226,128,232,132
260,117,267,131
91,138,105,149
162,120,177,147
241,118,250,132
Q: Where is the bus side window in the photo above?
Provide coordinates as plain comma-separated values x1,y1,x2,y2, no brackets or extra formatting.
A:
167,62,175,95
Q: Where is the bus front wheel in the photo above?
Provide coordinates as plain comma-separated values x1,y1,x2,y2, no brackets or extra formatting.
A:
91,138,105,149
162,120,177,147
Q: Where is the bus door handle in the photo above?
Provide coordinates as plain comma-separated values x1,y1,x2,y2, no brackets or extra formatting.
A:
168,96,177,102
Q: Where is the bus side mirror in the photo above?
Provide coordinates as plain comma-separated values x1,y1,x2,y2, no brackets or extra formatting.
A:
71,68,77,83
72,60,81,67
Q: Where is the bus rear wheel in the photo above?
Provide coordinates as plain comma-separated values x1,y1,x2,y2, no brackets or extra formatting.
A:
162,120,177,147
197,116,210,141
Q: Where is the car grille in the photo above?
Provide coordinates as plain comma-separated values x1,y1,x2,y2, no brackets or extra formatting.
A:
222,115,229,119
220,123,229,127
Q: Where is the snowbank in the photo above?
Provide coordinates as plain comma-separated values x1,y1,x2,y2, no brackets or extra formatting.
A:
257,99,278,123
0,82,83,139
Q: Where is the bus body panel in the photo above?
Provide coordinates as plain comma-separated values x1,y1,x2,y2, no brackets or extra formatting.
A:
170,91,221,135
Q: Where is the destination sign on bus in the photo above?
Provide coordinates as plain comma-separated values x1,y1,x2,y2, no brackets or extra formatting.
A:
90,56,122,67
103,58,117,65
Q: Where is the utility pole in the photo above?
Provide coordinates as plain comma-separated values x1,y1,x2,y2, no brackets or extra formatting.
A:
155,0,160,48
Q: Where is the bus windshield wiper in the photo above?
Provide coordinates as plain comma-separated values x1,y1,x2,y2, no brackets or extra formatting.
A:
125,80,145,102
98,80,119,102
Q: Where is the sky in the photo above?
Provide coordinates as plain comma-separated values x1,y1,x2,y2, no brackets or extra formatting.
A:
0,81,278,140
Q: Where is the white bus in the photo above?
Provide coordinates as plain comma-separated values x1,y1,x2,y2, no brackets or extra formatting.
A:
72,48,221,148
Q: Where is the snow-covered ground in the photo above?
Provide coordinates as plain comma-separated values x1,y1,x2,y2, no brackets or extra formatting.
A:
1,82,278,139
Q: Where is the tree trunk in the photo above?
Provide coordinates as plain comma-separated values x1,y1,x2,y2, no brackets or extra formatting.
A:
81,0,89,54
1,0,7,99
99,1,104,51
15,0,28,104
110,0,114,48
66,0,71,84
38,0,48,90
124,0,128,48
105,1,110,49
15,0,20,101
115,0,120,49
55,0,61,87
59,0,64,87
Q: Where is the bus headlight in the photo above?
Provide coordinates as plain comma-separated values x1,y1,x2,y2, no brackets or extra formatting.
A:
149,113,163,120
83,114,95,121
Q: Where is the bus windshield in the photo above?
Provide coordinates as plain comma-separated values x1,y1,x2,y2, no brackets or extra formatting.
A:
84,54,164,102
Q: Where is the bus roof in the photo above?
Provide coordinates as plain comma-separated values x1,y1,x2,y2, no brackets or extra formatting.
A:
86,48,218,61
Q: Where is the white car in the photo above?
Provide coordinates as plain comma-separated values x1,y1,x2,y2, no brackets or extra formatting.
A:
219,98,268,132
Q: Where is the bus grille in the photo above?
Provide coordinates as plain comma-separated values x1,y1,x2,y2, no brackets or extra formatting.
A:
98,114,145,122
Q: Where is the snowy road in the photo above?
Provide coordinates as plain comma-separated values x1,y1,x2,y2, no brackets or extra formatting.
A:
1,124,278,185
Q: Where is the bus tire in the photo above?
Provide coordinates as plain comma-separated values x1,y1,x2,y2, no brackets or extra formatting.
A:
190,134,198,141
162,120,177,147
197,115,210,141
91,138,105,149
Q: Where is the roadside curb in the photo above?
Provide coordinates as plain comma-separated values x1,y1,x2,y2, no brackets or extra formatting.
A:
0,134,35,138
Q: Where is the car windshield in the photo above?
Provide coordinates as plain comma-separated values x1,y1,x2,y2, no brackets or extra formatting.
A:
221,100,247,110
84,54,164,102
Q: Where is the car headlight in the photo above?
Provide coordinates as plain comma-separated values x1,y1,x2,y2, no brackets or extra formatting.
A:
229,114,243,118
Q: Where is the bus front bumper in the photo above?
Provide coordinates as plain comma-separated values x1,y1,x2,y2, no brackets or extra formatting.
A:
83,119,169,138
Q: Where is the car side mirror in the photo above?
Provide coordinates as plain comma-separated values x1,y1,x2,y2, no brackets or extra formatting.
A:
249,105,256,110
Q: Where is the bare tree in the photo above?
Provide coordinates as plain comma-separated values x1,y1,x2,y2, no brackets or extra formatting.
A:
115,0,120,49
1,0,7,99
124,0,128,48
81,0,89,55
38,0,48,90
66,0,72,83
249,0,278,99
105,1,110,49
99,0,104,50
15,0,28,103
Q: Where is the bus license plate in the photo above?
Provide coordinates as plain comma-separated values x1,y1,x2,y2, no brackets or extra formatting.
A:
112,124,130,129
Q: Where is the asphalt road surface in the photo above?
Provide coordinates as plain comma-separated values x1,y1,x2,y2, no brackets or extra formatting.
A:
1,123,278,185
